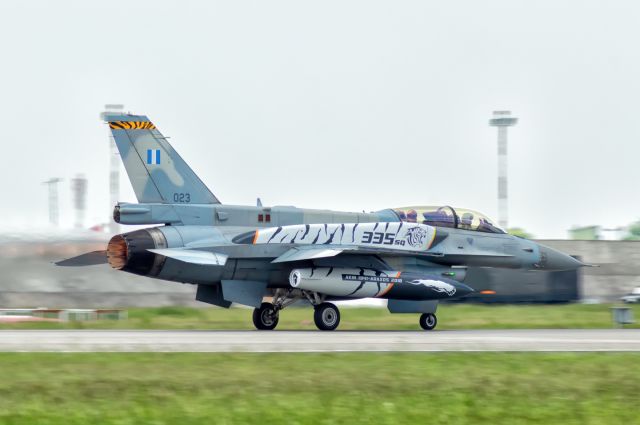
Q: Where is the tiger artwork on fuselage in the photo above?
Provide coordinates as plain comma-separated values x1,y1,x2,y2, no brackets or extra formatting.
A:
404,226,428,248
248,222,437,252
408,279,457,296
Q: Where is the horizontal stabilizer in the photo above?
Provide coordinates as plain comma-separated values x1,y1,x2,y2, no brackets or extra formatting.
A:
272,247,345,263
55,251,107,267
148,249,228,266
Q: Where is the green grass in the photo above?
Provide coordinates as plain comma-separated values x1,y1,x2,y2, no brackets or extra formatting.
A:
0,353,638,424
1,303,639,330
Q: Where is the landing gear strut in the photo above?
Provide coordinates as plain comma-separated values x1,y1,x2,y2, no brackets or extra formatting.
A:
251,289,342,331
419,313,437,331
252,289,302,331
314,302,341,331
252,302,279,330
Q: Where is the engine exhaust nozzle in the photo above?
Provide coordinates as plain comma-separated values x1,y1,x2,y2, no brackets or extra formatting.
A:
106,228,168,276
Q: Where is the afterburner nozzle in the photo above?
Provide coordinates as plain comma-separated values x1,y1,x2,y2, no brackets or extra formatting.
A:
106,228,168,276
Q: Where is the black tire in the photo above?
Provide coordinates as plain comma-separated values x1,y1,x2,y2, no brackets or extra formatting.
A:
252,303,279,330
314,303,341,331
419,313,437,331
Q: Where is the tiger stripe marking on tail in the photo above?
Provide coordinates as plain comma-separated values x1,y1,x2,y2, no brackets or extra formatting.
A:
109,121,156,130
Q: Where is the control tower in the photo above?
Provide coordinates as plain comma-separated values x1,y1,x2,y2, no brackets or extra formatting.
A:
489,111,518,230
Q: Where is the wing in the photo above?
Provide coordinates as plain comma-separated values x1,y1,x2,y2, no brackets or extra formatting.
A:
272,247,347,263
148,249,228,266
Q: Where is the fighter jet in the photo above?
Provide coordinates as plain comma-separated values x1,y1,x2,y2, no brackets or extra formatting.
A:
58,114,586,331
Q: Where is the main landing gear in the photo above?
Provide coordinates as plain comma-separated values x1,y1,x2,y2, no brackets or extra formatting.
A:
251,289,342,331
252,288,298,331
314,303,341,331
419,313,437,331
252,289,435,331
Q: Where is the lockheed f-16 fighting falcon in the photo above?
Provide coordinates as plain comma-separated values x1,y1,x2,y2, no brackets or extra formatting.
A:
57,114,587,331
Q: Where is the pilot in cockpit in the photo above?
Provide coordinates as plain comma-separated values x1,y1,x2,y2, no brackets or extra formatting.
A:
478,217,499,233
459,212,474,230
406,209,418,223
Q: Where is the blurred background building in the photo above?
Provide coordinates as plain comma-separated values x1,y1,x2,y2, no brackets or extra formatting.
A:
1,106,638,308
42,178,62,227
71,174,87,229
0,229,637,307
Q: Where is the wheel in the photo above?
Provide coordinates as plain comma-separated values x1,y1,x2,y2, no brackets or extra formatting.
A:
313,303,341,331
252,302,279,330
419,313,437,331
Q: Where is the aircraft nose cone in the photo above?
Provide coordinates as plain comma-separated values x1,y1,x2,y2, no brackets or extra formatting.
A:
537,244,584,271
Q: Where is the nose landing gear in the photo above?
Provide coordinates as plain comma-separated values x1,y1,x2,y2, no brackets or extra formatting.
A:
419,313,437,330
252,302,279,330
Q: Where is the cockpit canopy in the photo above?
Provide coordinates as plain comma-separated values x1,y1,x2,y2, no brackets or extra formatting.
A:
393,206,506,234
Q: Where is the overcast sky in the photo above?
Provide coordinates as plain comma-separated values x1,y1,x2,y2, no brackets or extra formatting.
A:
1,0,639,238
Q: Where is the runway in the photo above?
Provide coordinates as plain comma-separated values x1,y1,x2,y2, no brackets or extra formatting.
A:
0,329,639,352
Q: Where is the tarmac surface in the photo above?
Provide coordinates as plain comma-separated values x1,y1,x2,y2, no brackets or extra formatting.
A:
0,329,639,352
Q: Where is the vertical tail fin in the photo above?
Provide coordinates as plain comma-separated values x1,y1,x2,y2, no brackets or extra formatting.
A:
105,114,220,204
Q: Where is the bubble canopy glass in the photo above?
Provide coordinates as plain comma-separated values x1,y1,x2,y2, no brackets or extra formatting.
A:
392,206,506,234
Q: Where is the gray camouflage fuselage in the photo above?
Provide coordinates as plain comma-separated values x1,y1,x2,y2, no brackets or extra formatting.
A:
113,202,579,291
60,113,585,316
